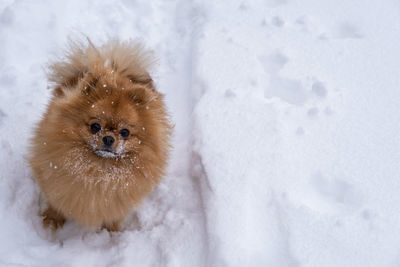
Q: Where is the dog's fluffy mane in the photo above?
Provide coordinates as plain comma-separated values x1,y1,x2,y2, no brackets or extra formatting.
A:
48,39,155,88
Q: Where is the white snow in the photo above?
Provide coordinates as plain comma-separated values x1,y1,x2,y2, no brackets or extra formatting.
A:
1,0,400,266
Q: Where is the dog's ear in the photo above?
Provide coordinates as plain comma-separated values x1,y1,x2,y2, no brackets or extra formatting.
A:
127,74,155,91
128,86,156,105
51,76,83,98
53,86,65,98
47,40,91,96
51,74,98,98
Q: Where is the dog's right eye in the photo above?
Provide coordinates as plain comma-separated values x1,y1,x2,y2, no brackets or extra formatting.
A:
90,123,101,133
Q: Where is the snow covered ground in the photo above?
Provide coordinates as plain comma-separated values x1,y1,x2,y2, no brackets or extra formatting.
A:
1,0,400,266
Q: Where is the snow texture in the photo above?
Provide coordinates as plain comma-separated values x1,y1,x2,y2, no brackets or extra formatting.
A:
1,0,400,266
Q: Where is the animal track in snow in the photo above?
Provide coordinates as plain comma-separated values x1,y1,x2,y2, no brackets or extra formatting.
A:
311,172,362,209
264,0,288,8
307,107,318,118
266,76,307,105
0,109,6,126
311,81,327,98
259,53,332,107
224,89,236,98
336,22,364,39
0,7,14,25
271,16,284,27
239,2,249,11
259,52,288,74
259,52,307,105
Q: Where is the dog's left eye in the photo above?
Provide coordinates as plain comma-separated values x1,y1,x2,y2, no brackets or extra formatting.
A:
90,123,101,133
120,129,130,138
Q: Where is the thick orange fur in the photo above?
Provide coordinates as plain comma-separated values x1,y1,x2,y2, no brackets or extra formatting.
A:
28,39,172,231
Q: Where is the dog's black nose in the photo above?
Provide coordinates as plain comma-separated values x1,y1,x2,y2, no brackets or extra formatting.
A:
102,136,115,146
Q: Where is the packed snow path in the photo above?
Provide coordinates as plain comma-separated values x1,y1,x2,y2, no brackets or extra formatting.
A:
1,0,400,266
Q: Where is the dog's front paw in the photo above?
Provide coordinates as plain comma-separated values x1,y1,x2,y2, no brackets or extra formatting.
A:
41,206,66,231
102,221,121,232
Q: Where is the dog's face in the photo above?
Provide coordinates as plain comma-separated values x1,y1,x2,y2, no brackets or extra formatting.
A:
50,75,163,160
83,96,141,158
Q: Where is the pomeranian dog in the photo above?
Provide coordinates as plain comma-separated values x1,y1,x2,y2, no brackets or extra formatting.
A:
28,39,171,231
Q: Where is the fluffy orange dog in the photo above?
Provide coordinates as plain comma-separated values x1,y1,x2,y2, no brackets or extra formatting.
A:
29,39,171,231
